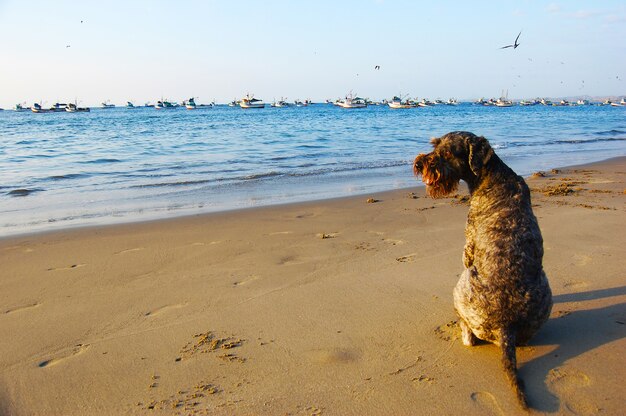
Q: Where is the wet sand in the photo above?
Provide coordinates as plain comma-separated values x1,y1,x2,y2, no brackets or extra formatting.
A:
1,157,624,415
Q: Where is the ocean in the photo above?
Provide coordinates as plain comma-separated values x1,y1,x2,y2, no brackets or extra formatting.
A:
1,103,625,237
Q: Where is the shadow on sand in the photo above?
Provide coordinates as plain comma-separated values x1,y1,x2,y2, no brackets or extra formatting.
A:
521,285,626,412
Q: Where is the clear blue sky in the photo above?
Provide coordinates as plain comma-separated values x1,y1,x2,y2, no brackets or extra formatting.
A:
1,0,624,107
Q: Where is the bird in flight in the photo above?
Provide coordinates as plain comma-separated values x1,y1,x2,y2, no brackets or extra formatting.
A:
374,65,380,70
500,31,521,49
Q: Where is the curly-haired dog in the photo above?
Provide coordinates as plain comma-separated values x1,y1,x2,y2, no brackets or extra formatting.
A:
413,131,552,408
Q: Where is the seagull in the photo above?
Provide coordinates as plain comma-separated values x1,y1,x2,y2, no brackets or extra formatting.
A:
500,31,521,49
374,65,380,70
66,45,71,48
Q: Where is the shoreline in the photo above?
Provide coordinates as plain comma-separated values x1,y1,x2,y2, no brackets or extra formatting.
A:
2,155,624,242
1,156,624,415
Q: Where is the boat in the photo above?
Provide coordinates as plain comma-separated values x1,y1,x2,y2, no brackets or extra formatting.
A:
337,93,367,108
519,99,539,106
228,99,239,107
66,102,90,112
101,101,115,109
184,97,197,110
434,99,444,105
271,97,289,107
540,98,552,106
13,103,29,111
610,98,626,107
417,98,434,107
495,90,513,107
155,100,177,109
294,99,311,107
388,96,412,109
445,98,458,106
239,94,265,109
495,98,513,107
126,101,136,109
31,103,50,113
576,99,589,106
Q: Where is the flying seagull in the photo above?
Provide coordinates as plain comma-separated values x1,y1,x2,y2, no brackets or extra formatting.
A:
374,65,380,70
500,31,521,49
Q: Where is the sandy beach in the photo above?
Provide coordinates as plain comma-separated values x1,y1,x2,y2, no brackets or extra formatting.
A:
1,157,624,415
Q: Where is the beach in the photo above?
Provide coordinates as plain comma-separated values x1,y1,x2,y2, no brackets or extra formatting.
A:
0,157,624,415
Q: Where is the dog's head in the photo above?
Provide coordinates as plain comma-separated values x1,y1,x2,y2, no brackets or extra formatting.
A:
413,131,494,198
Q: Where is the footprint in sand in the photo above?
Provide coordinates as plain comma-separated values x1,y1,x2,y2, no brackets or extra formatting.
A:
38,343,90,368
233,275,260,287
470,391,505,416
3,245,34,253
4,302,40,315
562,280,589,289
396,254,416,263
547,367,596,415
114,247,145,255
144,303,188,317
47,264,86,271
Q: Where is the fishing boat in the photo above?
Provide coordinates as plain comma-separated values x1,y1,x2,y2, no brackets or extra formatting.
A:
294,99,311,107
388,96,412,109
13,103,29,111
338,93,367,109
445,98,458,106
271,98,289,107
495,90,513,107
155,100,177,109
101,101,115,109
126,101,136,109
184,98,197,110
610,98,626,107
66,102,90,112
239,94,265,109
576,99,589,106
519,99,539,106
540,98,553,106
31,103,50,113
228,99,239,107
417,98,434,107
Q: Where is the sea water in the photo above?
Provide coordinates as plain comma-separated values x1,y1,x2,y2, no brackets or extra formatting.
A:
1,104,624,236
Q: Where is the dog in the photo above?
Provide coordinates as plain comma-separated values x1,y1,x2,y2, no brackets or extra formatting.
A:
413,131,552,409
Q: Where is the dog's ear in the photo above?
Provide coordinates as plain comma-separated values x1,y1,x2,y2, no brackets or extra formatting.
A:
468,136,494,175
430,137,441,147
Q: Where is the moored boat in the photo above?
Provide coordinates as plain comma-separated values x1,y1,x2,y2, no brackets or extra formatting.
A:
388,96,412,109
610,98,626,107
240,94,265,109
155,100,177,109
66,102,90,112
338,93,367,108
101,101,115,109
184,97,197,110
126,101,136,109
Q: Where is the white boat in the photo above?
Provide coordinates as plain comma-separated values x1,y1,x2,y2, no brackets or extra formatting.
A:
294,99,311,107
101,101,115,109
519,99,539,106
239,94,265,109
495,90,513,107
272,97,289,107
338,93,367,108
228,99,239,107
184,98,197,110
126,101,136,109
540,98,553,106
445,98,458,106
576,99,589,106
417,98,434,107
610,98,626,107
66,102,90,112
388,96,412,109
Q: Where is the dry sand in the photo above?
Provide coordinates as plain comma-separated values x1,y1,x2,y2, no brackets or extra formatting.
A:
1,157,624,415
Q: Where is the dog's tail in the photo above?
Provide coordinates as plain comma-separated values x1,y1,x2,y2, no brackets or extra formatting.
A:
500,329,529,409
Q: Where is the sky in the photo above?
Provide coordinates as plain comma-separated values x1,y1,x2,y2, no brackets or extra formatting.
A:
0,0,625,107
